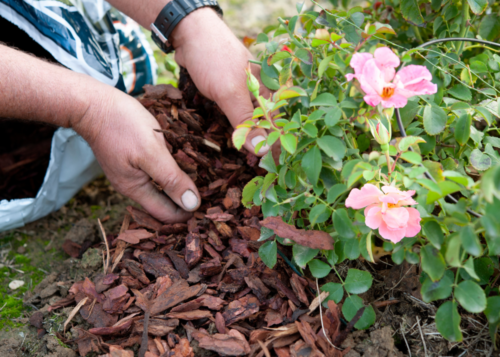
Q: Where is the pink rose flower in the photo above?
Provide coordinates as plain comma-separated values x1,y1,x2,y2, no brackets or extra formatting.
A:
345,184,421,243
346,47,437,108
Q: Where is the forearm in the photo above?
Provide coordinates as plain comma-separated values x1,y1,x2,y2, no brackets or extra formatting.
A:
0,44,112,140
106,0,170,29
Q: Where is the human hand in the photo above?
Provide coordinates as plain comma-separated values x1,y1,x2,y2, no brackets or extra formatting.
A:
171,8,272,155
76,90,200,223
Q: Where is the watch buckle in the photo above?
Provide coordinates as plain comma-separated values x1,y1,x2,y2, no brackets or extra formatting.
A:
150,23,170,46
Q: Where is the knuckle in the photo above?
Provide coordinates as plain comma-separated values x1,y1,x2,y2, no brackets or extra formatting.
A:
161,170,183,191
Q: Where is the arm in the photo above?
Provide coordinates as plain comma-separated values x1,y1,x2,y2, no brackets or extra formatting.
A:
107,0,272,154
0,45,197,223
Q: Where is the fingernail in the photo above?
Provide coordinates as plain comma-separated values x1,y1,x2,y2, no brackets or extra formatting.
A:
181,190,198,210
251,135,270,154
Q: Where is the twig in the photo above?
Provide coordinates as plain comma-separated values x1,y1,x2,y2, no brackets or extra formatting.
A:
401,322,412,357
416,316,428,357
97,218,110,274
63,297,88,333
316,279,343,351
139,309,151,357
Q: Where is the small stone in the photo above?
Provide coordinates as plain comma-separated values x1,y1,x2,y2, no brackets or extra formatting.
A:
29,311,44,329
40,284,59,299
17,246,26,254
9,280,24,290
64,218,95,245
81,248,102,270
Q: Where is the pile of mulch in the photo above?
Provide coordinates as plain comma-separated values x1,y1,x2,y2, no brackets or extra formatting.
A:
0,119,56,200
37,73,364,357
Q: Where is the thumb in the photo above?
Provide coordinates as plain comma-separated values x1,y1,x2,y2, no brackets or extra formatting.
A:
216,82,271,157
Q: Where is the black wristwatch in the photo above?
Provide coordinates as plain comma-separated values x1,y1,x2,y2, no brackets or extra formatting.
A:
151,0,223,54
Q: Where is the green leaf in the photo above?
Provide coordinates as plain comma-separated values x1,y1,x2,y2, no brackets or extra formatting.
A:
454,114,471,146
442,171,471,187
448,85,472,101
426,181,461,204
417,178,442,195
463,258,480,280
325,106,342,126
467,0,488,15
259,227,275,242
445,234,463,267
256,33,268,43
460,224,483,257
421,244,446,281
423,103,447,136
333,209,355,239
242,177,263,208
321,282,344,304
259,151,277,173
308,259,331,278
232,127,250,150
400,151,422,164
455,280,487,313
280,134,297,154
327,184,347,204
398,136,426,152
293,245,319,268
259,240,277,268
283,122,300,132
318,55,334,78
342,295,376,330
479,14,500,41
470,149,492,171
301,146,322,186
260,69,280,91
267,51,292,65
436,301,463,342
278,86,308,100
310,93,337,107
400,0,425,26
309,204,330,225
344,269,373,294
485,296,500,324
344,239,361,260
285,170,297,189
317,135,346,161
295,48,313,65
302,123,318,138
423,220,444,249
421,270,453,302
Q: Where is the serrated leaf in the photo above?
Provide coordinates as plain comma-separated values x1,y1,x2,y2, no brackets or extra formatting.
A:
242,177,263,208
467,0,488,15
423,220,444,249
423,103,447,136
302,123,318,138
309,204,330,225
293,245,319,268
399,136,426,152
455,114,471,146
470,149,492,171
321,282,344,304
421,270,453,302
344,269,373,294
485,296,500,324
259,240,277,268
400,0,425,26
259,151,277,173
327,184,347,204
308,259,331,278
310,93,337,107
460,224,483,257
421,245,446,281
232,127,250,150
400,151,422,164
280,134,297,154
455,280,486,313
342,296,376,330
448,85,472,101
479,14,500,41
295,48,313,65
278,86,308,100
268,51,292,65
426,181,461,204
317,135,346,161
436,301,463,342
301,146,322,186
333,209,355,239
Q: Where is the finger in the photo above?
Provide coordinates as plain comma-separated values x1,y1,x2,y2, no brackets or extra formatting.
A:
215,80,271,157
125,177,193,224
139,141,201,213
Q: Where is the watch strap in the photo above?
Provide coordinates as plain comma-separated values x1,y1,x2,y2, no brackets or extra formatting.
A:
151,0,222,53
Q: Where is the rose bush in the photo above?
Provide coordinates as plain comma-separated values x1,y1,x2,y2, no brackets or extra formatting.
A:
232,0,500,345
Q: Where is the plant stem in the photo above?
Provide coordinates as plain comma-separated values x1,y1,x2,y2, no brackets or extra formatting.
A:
457,1,470,56
411,25,424,44
384,150,392,177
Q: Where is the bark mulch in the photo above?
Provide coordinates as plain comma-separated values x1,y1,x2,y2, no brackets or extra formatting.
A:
39,72,358,357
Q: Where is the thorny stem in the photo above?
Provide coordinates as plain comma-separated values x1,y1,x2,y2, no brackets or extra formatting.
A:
384,150,393,178
391,153,401,173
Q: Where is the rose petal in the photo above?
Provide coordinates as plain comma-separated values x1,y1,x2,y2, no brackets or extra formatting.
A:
382,207,409,230
349,52,373,75
378,221,406,243
364,204,382,229
396,65,432,86
374,47,400,82
360,59,385,95
363,94,382,107
381,94,408,108
345,184,383,209
404,207,421,237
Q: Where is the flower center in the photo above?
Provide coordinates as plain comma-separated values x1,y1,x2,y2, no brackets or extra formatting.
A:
381,87,395,99
387,203,398,209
